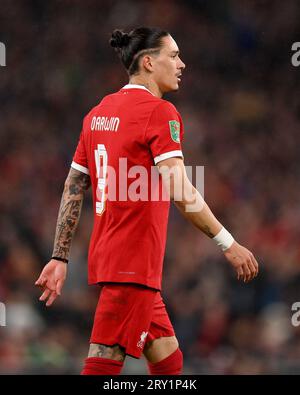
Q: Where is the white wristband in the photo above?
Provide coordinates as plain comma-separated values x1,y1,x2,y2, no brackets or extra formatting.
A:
213,227,234,251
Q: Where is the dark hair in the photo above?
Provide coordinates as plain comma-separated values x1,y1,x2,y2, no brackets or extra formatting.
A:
109,27,169,75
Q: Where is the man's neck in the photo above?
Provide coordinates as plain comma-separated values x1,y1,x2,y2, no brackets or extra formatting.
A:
128,77,162,98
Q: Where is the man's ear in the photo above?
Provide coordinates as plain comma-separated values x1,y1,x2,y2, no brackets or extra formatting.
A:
142,55,154,72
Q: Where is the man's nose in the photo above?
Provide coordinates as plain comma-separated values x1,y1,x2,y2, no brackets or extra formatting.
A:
179,58,186,70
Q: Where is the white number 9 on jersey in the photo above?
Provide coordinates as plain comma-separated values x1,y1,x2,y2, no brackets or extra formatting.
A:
94,144,108,215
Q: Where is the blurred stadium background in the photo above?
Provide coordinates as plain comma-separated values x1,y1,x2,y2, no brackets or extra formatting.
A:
1,0,300,374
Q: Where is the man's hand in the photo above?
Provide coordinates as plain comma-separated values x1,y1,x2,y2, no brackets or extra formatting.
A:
35,259,67,306
224,241,259,282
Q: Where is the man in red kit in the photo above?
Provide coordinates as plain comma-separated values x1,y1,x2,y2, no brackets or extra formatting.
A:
35,27,259,375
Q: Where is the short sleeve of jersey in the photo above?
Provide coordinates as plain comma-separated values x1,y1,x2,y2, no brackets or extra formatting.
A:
71,125,90,175
145,101,184,165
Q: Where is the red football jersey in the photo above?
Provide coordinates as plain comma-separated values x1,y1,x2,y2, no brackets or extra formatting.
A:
72,84,184,290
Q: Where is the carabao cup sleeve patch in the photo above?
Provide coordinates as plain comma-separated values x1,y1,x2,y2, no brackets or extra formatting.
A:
169,120,181,143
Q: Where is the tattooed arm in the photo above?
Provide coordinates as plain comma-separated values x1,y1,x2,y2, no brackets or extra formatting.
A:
35,168,91,306
52,167,91,260
156,157,259,282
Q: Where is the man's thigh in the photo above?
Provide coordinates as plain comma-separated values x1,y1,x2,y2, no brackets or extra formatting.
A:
90,283,157,358
143,292,177,363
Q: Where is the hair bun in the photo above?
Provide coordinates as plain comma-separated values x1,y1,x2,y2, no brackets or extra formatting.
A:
110,30,130,48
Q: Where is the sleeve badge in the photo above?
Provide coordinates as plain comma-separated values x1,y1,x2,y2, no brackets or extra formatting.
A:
169,120,181,143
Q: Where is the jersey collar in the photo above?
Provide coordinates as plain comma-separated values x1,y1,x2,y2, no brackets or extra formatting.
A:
121,84,154,96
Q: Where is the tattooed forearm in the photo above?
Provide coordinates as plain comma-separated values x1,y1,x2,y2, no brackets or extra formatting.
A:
174,198,222,239
52,168,91,260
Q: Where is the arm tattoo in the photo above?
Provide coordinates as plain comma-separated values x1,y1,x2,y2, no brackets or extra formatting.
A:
202,225,215,238
52,168,91,260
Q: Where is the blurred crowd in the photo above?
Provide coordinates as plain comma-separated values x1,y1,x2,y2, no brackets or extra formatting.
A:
1,0,300,374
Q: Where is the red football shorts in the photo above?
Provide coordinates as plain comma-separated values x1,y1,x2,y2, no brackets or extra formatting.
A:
90,283,175,358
